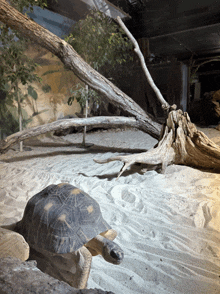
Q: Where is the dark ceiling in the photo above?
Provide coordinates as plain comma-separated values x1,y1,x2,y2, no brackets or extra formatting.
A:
109,0,220,60
46,0,89,22
46,0,220,60
46,0,128,21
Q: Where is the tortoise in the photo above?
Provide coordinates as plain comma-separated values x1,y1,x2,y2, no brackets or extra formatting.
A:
10,183,124,289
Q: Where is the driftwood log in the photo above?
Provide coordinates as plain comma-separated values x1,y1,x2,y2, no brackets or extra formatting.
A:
0,1,220,177
0,116,138,153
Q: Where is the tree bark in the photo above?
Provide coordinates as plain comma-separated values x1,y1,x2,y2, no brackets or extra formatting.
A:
0,116,139,153
0,0,161,141
95,110,220,178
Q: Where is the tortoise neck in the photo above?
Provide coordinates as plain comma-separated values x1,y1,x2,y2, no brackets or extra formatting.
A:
85,234,106,255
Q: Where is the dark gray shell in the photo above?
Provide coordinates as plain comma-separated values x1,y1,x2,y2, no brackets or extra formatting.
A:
16,183,111,254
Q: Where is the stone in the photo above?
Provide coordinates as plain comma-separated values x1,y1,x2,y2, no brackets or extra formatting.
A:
0,257,115,294
0,227,29,261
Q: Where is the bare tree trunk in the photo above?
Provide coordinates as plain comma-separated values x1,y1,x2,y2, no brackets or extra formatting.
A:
13,64,23,152
82,86,89,146
18,95,23,152
0,0,161,141
15,82,23,152
0,116,139,153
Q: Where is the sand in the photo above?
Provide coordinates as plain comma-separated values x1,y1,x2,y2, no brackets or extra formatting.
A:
0,127,220,294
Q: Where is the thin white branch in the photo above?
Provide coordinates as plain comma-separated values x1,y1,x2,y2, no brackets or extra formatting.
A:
117,16,170,110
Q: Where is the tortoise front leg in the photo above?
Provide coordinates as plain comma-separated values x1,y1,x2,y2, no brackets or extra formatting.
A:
77,246,92,289
29,246,92,289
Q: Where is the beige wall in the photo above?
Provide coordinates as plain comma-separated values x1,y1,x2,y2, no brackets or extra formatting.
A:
19,44,82,129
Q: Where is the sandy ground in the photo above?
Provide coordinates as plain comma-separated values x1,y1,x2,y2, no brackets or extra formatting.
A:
1,127,220,294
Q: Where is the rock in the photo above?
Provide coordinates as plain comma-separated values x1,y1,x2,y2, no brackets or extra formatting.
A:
0,257,115,294
0,227,29,261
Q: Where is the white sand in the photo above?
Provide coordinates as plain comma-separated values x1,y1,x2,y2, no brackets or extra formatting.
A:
1,127,220,293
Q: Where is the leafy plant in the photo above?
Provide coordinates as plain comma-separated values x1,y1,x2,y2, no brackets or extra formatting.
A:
65,9,133,71
65,9,133,112
42,69,62,76
0,0,47,148
67,84,100,110
0,31,41,134
65,9,133,144
9,0,48,13
0,90,19,138
42,84,52,93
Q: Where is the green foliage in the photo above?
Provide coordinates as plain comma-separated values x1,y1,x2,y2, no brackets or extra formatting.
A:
0,27,41,103
42,84,52,93
65,10,133,113
0,36,41,86
68,84,100,109
65,9,133,70
0,91,19,136
28,85,38,100
0,0,47,136
9,0,48,13
42,69,61,76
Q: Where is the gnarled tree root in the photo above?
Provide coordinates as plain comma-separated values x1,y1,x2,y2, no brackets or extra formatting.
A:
94,110,220,178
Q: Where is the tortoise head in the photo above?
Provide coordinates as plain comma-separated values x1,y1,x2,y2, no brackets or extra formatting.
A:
102,239,124,265
85,231,124,265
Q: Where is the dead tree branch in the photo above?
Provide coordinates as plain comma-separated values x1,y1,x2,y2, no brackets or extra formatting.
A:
117,16,171,111
0,116,138,153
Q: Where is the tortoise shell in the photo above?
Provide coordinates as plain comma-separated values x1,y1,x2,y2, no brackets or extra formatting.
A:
16,183,111,254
